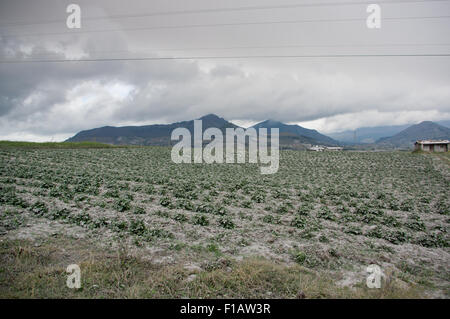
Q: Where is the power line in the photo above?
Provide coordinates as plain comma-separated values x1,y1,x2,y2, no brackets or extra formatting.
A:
2,42,450,59
0,0,448,28
2,15,449,39
1,54,449,64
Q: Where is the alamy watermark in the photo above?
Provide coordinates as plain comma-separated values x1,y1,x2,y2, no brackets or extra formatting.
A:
66,3,381,30
367,4,382,29
366,264,384,289
66,264,81,289
66,4,81,29
170,120,279,174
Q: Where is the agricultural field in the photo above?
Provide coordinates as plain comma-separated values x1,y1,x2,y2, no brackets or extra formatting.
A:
0,147,448,298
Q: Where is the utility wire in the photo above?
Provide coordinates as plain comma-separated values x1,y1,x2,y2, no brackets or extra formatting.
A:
1,54,449,64
1,15,449,39
2,42,450,59
0,0,448,28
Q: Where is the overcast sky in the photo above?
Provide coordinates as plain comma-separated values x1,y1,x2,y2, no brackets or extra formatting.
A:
0,0,449,141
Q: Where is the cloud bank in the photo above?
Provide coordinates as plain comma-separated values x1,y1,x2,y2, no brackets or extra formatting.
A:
1,0,449,141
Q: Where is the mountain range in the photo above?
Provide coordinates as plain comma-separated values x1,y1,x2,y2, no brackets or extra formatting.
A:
252,120,337,146
328,120,450,144
67,114,450,149
376,121,450,147
67,114,236,146
67,114,339,148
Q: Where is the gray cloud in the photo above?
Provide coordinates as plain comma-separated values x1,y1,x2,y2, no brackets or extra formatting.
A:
0,0,449,140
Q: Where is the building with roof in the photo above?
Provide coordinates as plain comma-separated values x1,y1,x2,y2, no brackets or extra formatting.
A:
414,140,449,152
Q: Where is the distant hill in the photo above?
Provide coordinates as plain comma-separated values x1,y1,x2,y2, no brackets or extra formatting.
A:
67,114,338,147
67,114,238,146
329,120,450,144
328,124,411,144
0,141,117,149
376,121,450,148
252,120,338,146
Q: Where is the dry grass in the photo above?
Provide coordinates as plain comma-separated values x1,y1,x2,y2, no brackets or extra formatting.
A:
434,152,450,165
0,237,424,299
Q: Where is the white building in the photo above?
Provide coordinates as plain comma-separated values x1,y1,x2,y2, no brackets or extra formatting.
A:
309,145,325,152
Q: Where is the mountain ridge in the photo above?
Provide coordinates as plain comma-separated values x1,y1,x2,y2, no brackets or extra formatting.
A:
67,114,338,147
376,121,450,147
329,120,450,144
252,119,338,146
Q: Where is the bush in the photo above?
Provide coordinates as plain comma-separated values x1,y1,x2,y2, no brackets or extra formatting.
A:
133,206,146,215
405,220,426,232
193,215,209,226
294,251,307,264
415,233,448,248
48,208,71,220
31,201,48,216
174,213,188,223
159,197,171,207
114,198,131,212
69,211,92,227
290,216,307,229
218,217,235,229
262,215,280,224
129,219,147,236
317,207,336,221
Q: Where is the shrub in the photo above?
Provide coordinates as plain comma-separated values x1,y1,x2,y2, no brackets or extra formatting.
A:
174,213,188,223
214,207,228,216
290,216,307,229
114,198,131,212
69,211,92,227
48,208,71,220
129,219,147,236
218,217,235,229
344,226,362,235
294,251,307,264
133,206,146,215
317,207,336,221
405,220,426,232
147,228,174,239
159,197,171,207
31,201,48,216
385,230,409,245
193,215,209,226
262,215,280,224
415,233,448,248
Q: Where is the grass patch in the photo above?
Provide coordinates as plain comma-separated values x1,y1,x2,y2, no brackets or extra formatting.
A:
0,237,425,299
